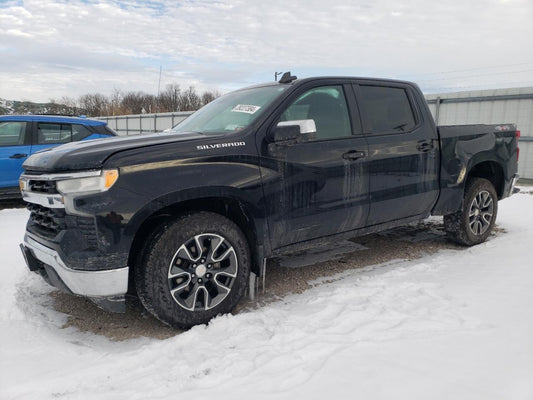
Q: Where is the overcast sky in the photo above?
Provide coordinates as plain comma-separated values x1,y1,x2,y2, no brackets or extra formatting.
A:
1,0,532,103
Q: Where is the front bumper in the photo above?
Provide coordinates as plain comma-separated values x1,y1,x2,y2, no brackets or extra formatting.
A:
20,234,129,312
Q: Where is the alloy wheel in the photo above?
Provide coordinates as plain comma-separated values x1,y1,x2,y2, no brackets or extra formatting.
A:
167,233,238,311
468,190,494,235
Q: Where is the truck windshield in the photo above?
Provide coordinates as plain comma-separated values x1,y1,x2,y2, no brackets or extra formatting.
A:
170,85,287,134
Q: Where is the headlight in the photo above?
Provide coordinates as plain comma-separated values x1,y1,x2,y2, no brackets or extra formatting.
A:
19,178,27,192
56,169,119,195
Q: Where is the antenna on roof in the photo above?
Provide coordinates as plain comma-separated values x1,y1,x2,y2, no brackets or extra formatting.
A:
278,71,297,84
274,71,284,81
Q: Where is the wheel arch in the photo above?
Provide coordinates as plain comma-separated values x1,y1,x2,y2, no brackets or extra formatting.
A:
466,160,505,199
432,157,506,216
126,188,268,291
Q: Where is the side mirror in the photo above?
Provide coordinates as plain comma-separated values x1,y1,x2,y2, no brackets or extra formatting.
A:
270,119,317,142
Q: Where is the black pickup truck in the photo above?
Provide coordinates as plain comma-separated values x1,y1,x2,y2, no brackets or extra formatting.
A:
19,75,519,328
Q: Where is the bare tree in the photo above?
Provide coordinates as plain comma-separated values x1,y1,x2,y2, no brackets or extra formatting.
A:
59,96,79,114
179,86,202,111
121,92,146,114
57,83,222,117
201,90,220,107
78,93,109,117
110,88,123,116
143,94,157,114
121,92,157,114
45,97,83,115
157,83,181,112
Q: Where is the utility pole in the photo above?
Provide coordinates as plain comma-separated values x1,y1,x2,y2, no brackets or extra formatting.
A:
157,65,162,97
157,65,162,113
275,71,284,81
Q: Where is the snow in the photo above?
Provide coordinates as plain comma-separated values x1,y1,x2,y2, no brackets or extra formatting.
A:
1,191,533,400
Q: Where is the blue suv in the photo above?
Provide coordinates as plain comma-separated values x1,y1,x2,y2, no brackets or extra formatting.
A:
0,115,116,198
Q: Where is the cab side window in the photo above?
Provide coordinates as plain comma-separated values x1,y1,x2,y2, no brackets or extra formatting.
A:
0,122,26,146
358,85,416,134
279,86,352,140
37,123,72,144
71,124,93,141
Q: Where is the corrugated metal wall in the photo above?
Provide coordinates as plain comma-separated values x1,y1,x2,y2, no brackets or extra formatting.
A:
426,87,533,180
99,87,533,179
99,111,192,136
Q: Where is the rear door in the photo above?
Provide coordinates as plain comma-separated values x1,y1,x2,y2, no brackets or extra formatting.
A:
0,120,31,189
259,81,370,249
354,82,439,225
31,122,111,155
31,122,75,154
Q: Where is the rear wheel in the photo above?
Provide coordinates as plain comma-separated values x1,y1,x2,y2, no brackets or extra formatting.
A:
135,212,250,329
444,177,498,246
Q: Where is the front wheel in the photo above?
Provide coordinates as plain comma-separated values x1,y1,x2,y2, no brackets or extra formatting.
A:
135,212,250,329
444,177,498,246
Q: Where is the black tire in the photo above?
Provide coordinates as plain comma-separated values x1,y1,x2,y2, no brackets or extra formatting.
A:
444,177,498,246
135,212,250,329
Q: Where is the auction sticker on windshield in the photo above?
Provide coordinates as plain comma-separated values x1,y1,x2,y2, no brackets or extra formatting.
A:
231,104,261,114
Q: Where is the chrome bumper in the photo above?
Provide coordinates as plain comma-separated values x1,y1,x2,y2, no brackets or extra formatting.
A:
22,235,129,298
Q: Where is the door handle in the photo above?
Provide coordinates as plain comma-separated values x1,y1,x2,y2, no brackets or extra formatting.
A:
416,141,434,152
9,153,28,159
342,150,366,160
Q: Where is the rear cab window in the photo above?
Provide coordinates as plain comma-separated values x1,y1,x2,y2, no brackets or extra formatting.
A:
356,85,418,135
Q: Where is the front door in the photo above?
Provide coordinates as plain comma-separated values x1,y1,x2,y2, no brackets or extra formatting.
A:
259,83,370,250
0,121,31,189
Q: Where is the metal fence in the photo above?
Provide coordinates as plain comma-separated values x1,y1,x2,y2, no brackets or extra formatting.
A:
98,111,193,136
99,87,533,179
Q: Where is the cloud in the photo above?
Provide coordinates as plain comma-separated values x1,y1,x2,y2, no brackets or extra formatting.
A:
0,0,532,102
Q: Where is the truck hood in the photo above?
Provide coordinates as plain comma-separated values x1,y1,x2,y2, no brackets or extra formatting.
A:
23,131,207,172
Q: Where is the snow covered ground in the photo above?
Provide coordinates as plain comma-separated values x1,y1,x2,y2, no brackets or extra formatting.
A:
1,190,532,400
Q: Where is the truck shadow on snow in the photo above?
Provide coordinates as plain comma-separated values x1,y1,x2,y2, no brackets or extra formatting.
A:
48,218,489,341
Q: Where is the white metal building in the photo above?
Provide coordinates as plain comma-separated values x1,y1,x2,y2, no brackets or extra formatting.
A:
426,87,533,180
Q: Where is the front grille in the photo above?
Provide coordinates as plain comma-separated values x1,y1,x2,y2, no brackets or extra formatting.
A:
27,203,66,235
28,179,58,194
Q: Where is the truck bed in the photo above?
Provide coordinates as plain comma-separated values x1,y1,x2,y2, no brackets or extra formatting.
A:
433,123,519,215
